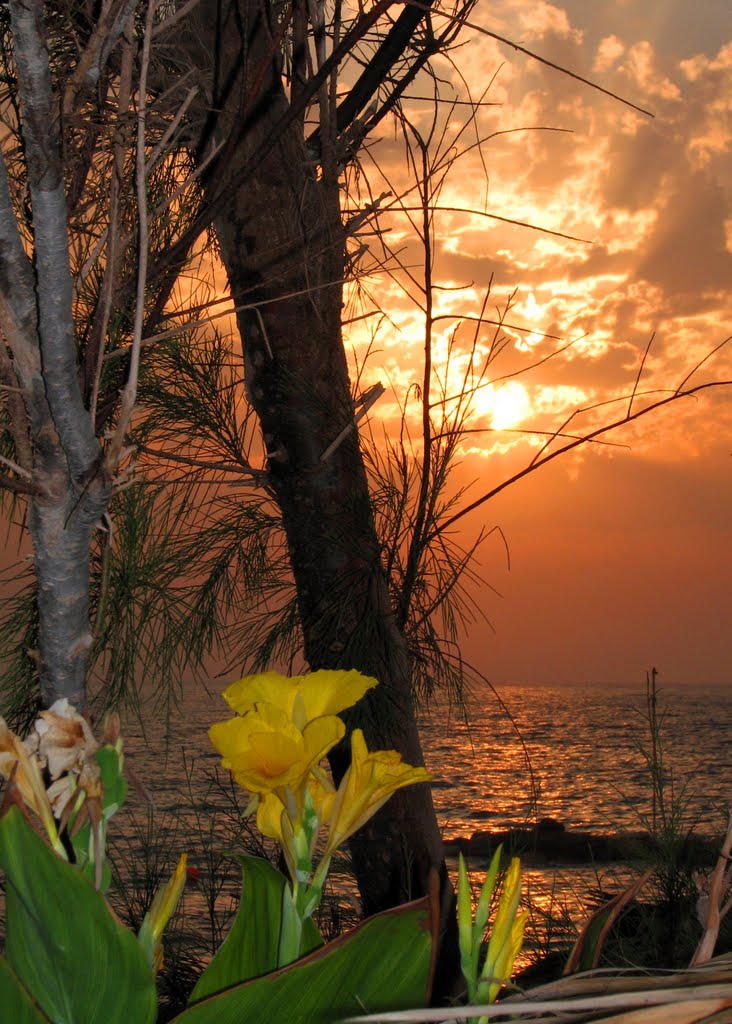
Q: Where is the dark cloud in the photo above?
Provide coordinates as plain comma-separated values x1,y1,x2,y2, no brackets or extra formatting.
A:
566,244,631,280
521,336,634,392
600,121,678,211
635,173,732,298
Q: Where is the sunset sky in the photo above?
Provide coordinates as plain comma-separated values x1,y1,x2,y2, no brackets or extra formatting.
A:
347,0,732,686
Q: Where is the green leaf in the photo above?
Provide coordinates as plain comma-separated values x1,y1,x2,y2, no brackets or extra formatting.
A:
175,896,434,1024
96,745,128,817
564,868,654,974
65,746,126,894
0,957,52,1023
190,855,322,1002
0,806,157,1024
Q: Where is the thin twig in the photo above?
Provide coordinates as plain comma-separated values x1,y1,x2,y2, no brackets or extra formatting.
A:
629,332,655,418
675,335,732,395
319,381,385,462
138,443,264,479
89,26,134,425
0,472,37,496
106,0,157,471
91,512,114,641
391,205,594,244
152,0,203,37
102,273,360,361
145,85,198,174
0,453,32,480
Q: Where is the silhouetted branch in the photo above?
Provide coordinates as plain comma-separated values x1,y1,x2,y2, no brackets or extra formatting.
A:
411,1,656,117
429,374,732,541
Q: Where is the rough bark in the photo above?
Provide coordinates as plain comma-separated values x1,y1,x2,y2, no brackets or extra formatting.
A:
182,0,459,992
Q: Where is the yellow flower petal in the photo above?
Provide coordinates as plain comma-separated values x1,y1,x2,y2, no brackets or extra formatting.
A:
324,729,431,856
295,671,378,723
222,670,378,728
223,672,296,716
139,853,188,973
256,791,287,843
309,768,336,827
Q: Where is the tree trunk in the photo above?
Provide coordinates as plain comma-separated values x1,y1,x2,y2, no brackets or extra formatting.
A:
29,458,97,710
1,0,112,713
183,0,459,992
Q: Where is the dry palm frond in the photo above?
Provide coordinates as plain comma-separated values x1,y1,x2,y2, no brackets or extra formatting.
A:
344,952,732,1023
692,815,732,967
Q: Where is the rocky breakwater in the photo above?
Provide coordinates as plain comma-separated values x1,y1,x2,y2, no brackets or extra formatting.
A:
443,817,718,867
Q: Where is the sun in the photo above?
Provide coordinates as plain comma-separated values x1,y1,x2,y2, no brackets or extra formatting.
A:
476,380,533,431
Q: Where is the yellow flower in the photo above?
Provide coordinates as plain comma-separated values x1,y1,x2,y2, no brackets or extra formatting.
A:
308,767,336,828
480,857,528,1003
324,729,431,856
208,702,344,797
255,770,335,839
0,717,64,857
223,669,378,730
138,853,188,973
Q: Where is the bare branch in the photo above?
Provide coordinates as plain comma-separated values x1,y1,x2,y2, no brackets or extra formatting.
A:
0,470,38,496
0,451,32,480
675,334,732,395
138,443,264,479
142,0,401,289
145,85,199,175
0,336,34,478
152,0,203,37
88,27,135,422
307,0,436,151
431,426,629,451
692,813,732,965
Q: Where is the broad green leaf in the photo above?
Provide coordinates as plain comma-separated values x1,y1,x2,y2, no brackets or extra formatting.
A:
0,806,156,1024
175,896,434,1024
190,854,322,1002
0,956,52,1023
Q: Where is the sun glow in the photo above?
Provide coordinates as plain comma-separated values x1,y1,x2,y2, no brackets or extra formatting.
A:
476,380,533,431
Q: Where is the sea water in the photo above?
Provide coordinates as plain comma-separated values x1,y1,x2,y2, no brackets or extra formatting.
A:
3,681,728,964
419,680,731,836
112,679,731,954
